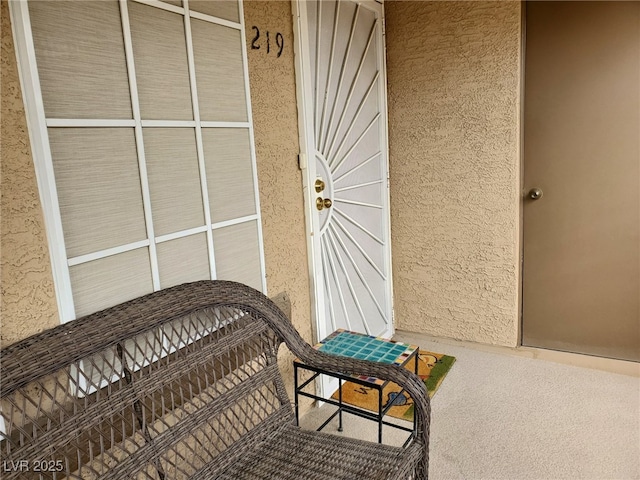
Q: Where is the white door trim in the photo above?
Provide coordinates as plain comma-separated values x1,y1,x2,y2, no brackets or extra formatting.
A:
293,0,323,344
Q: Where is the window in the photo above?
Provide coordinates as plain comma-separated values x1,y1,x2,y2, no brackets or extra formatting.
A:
11,0,265,321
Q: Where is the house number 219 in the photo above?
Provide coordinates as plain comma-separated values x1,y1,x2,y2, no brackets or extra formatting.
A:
251,26,284,58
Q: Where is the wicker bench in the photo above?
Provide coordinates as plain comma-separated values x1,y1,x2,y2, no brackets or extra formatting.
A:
0,280,430,479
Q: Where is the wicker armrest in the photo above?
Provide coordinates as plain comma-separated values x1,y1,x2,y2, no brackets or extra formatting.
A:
228,282,431,480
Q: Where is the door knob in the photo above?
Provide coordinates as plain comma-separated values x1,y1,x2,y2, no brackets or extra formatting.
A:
315,179,325,193
316,197,332,210
528,188,543,200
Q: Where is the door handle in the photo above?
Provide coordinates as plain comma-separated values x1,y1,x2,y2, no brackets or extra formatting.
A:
315,179,325,193
528,188,543,200
316,197,332,210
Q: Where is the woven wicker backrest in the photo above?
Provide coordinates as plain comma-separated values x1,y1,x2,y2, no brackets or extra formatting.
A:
0,281,294,479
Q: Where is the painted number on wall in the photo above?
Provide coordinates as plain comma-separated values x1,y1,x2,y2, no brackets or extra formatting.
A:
251,26,284,58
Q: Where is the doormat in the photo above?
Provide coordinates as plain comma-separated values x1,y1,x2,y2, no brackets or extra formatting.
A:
330,350,456,421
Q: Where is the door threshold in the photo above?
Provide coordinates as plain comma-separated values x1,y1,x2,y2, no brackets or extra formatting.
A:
393,330,640,377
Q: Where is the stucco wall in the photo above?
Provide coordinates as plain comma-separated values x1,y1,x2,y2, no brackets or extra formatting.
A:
1,0,59,347
385,1,521,346
243,0,313,402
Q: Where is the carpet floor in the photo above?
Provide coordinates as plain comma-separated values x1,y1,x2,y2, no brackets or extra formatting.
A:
299,332,640,480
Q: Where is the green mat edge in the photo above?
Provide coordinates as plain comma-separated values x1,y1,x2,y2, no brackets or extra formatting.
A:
402,354,456,420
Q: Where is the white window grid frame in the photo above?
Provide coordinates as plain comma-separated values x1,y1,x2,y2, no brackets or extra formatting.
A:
9,0,268,326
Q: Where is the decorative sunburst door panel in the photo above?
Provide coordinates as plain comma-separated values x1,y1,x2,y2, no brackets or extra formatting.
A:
295,0,393,351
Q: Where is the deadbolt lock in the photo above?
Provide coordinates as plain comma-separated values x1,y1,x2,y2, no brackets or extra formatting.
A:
315,179,325,193
316,197,332,210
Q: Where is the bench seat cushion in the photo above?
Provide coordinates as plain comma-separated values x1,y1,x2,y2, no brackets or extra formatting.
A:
215,424,421,480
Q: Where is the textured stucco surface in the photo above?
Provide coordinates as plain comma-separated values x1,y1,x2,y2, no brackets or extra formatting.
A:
385,1,521,346
1,0,59,348
243,0,312,404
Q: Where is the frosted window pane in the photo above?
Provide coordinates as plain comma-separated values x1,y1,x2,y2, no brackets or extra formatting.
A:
70,249,153,317
28,1,132,119
144,128,205,236
189,1,239,23
157,234,210,288
213,221,262,291
202,128,256,223
191,19,247,121
129,2,193,120
48,128,146,258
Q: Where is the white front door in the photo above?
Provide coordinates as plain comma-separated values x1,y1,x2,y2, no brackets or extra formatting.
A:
293,0,393,393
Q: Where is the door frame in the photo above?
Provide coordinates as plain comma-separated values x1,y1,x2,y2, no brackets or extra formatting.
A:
518,2,526,349
292,0,395,352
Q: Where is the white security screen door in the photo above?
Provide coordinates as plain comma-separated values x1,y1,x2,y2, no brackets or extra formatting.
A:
293,0,393,381
11,0,266,321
